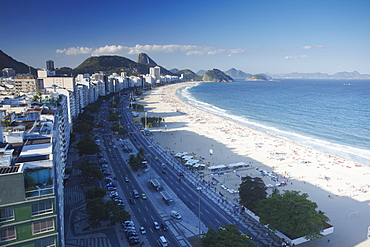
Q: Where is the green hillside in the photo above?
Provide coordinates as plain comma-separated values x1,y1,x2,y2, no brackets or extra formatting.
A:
203,69,234,82
246,74,270,81
174,69,202,81
73,55,174,76
0,50,37,75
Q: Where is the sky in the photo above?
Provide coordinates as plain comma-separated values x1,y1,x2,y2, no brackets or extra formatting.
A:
1,0,370,74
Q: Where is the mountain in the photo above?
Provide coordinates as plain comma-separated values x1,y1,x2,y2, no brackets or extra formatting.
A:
0,50,37,75
174,69,202,81
196,70,207,76
170,68,179,73
137,53,157,66
271,71,370,79
73,55,174,76
203,69,234,82
224,68,252,79
246,74,271,81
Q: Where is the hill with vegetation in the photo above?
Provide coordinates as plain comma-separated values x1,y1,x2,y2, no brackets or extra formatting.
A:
203,69,234,82
72,55,175,76
224,68,252,79
246,74,271,81
174,69,202,81
0,50,37,75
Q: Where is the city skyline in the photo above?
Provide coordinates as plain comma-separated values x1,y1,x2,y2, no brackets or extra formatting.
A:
2,0,370,74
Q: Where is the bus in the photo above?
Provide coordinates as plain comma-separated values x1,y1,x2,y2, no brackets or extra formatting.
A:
160,191,173,205
149,179,162,191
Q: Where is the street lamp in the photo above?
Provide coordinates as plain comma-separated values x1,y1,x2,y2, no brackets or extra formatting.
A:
144,111,147,130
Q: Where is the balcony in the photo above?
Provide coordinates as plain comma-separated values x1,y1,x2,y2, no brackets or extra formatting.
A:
25,186,54,199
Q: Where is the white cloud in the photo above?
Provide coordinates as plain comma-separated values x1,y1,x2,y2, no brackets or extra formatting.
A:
285,55,308,60
302,45,327,50
56,44,246,56
56,47,92,55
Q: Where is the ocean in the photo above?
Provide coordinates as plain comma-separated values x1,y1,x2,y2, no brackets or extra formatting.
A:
177,79,370,166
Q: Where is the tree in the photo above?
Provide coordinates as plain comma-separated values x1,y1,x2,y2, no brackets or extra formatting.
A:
255,190,330,240
85,187,106,200
200,224,255,247
106,200,131,225
76,137,100,157
128,154,142,171
86,197,109,225
239,176,267,211
80,162,104,181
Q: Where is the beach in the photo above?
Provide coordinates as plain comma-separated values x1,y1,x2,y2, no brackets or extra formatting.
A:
138,81,370,247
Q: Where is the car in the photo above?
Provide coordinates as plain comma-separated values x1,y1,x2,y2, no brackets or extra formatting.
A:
106,182,116,187
129,198,136,205
154,157,158,160
103,171,112,176
153,221,160,230
161,170,167,174
124,227,136,232
139,226,146,234
101,164,109,168
127,236,139,240
113,154,117,158
161,223,168,231
143,168,150,173
123,221,134,227
107,186,117,191
110,191,118,196
171,210,181,219
141,194,147,199
126,231,138,237
218,226,226,231
161,163,167,169
125,177,130,182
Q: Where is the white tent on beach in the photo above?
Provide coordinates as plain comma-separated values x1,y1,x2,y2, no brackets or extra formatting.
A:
227,162,247,168
208,164,227,170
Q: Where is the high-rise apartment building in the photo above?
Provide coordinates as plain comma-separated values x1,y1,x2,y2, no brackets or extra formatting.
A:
46,60,55,71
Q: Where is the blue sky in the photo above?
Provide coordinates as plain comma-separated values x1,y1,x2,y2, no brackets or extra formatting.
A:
2,0,369,74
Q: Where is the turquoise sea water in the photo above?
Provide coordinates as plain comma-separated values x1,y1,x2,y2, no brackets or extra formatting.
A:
178,79,370,166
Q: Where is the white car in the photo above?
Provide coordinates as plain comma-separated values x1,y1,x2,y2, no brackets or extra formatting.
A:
139,226,146,234
153,221,160,230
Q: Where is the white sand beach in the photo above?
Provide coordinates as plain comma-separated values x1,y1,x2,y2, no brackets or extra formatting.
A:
138,82,370,247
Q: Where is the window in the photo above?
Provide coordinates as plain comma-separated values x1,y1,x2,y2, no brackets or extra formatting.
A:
0,208,14,222
31,201,53,216
34,236,56,247
0,226,16,242
32,219,54,235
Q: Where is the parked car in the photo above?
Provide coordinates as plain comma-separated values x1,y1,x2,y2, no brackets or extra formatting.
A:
153,221,160,230
107,186,117,191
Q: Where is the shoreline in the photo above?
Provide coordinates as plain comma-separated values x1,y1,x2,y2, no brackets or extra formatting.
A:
138,81,370,247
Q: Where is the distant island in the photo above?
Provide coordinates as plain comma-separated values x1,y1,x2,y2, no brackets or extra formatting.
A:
245,74,271,81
